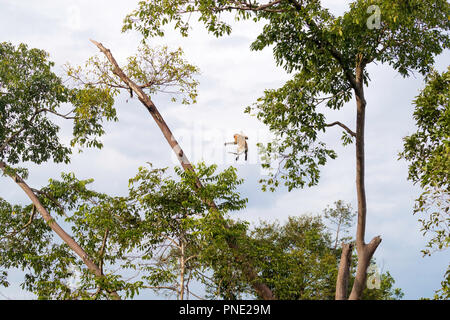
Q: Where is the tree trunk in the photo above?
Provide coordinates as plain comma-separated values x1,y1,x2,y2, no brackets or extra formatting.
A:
335,242,353,300
0,161,121,300
355,83,367,248
347,65,382,300
349,236,381,299
90,40,274,300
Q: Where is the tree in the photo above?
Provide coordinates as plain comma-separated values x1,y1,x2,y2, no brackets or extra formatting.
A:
122,0,450,299
323,200,356,249
0,43,118,159
127,163,247,300
0,42,121,299
249,216,339,300
68,40,275,299
200,213,403,300
1,161,247,299
0,41,209,299
323,200,357,298
399,66,449,299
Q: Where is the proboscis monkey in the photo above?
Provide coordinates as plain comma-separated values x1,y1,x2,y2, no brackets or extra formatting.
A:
224,133,248,161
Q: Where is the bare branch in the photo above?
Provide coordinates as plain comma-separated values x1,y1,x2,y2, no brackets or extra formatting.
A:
143,285,177,291
186,289,206,300
99,228,109,275
177,0,285,14
325,121,356,137
184,254,198,264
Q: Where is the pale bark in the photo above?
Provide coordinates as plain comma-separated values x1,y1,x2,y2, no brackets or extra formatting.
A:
335,242,353,300
90,40,274,300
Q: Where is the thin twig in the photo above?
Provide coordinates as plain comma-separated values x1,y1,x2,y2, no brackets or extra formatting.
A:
0,205,37,241
99,228,109,275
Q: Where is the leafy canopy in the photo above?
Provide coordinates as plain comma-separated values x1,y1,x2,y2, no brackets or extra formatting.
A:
200,213,403,300
400,66,449,256
0,42,117,167
400,67,449,300
0,162,247,299
401,67,449,191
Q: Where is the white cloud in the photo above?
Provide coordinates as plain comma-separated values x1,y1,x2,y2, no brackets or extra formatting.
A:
1,0,449,300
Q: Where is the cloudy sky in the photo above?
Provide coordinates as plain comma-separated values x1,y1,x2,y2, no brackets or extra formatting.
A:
0,0,448,300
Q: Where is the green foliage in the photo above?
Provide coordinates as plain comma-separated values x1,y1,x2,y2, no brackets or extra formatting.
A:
400,67,449,299
323,200,356,248
0,42,117,165
196,214,251,299
1,182,403,299
249,216,338,299
0,199,54,289
1,171,145,299
360,269,404,300
401,67,449,191
67,44,200,106
123,0,449,191
400,67,449,256
123,0,240,38
201,213,403,300
433,266,449,300
0,42,70,164
415,186,449,256
128,162,247,298
68,86,117,149
246,71,341,191
124,1,449,76
0,162,247,299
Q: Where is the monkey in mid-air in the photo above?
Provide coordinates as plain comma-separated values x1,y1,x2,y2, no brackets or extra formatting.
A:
224,132,248,161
